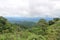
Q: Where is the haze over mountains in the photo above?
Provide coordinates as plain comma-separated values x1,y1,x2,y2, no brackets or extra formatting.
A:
5,17,53,23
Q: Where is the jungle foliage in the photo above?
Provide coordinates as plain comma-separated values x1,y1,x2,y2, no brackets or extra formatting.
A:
0,16,60,40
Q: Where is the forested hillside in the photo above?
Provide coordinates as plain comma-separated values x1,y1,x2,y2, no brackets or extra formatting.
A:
0,16,60,40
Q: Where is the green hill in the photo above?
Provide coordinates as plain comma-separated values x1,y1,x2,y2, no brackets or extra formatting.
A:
0,16,60,40
46,20,60,40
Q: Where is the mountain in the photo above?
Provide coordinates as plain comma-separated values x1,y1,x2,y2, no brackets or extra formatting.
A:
5,17,40,22
4,17,53,27
5,17,53,23
17,21,36,27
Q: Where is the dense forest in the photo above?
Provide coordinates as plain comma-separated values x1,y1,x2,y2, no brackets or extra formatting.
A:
0,16,60,40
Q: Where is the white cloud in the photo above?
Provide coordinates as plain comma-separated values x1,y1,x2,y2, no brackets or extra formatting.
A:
0,0,29,17
29,0,60,17
0,0,60,17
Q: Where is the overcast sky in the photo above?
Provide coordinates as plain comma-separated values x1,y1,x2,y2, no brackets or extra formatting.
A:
0,0,60,17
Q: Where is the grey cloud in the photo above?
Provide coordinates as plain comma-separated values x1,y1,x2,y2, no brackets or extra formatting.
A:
0,0,60,17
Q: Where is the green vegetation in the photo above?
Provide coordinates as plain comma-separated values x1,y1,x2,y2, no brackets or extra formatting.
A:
0,16,60,40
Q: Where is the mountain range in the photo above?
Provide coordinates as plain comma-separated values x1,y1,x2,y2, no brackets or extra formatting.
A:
5,17,53,23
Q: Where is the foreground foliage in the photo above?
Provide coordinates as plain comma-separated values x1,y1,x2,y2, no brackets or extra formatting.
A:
0,16,60,40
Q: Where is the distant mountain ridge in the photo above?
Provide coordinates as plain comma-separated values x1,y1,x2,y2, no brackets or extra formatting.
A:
5,17,53,22
4,17,53,27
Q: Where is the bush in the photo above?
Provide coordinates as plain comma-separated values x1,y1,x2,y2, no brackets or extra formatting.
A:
27,34,46,40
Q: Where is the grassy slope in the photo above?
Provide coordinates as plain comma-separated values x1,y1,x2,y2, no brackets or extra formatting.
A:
0,20,60,40
46,20,60,40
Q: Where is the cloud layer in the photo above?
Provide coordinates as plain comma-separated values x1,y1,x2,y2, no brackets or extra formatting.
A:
0,0,60,17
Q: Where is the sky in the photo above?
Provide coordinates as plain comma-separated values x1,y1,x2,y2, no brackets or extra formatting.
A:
0,0,60,17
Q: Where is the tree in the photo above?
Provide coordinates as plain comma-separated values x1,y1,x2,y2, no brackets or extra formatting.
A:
31,19,49,35
37,19,48,30
53,18,60,22
0,16,7,25
0,16,14,33
48,20,55,25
